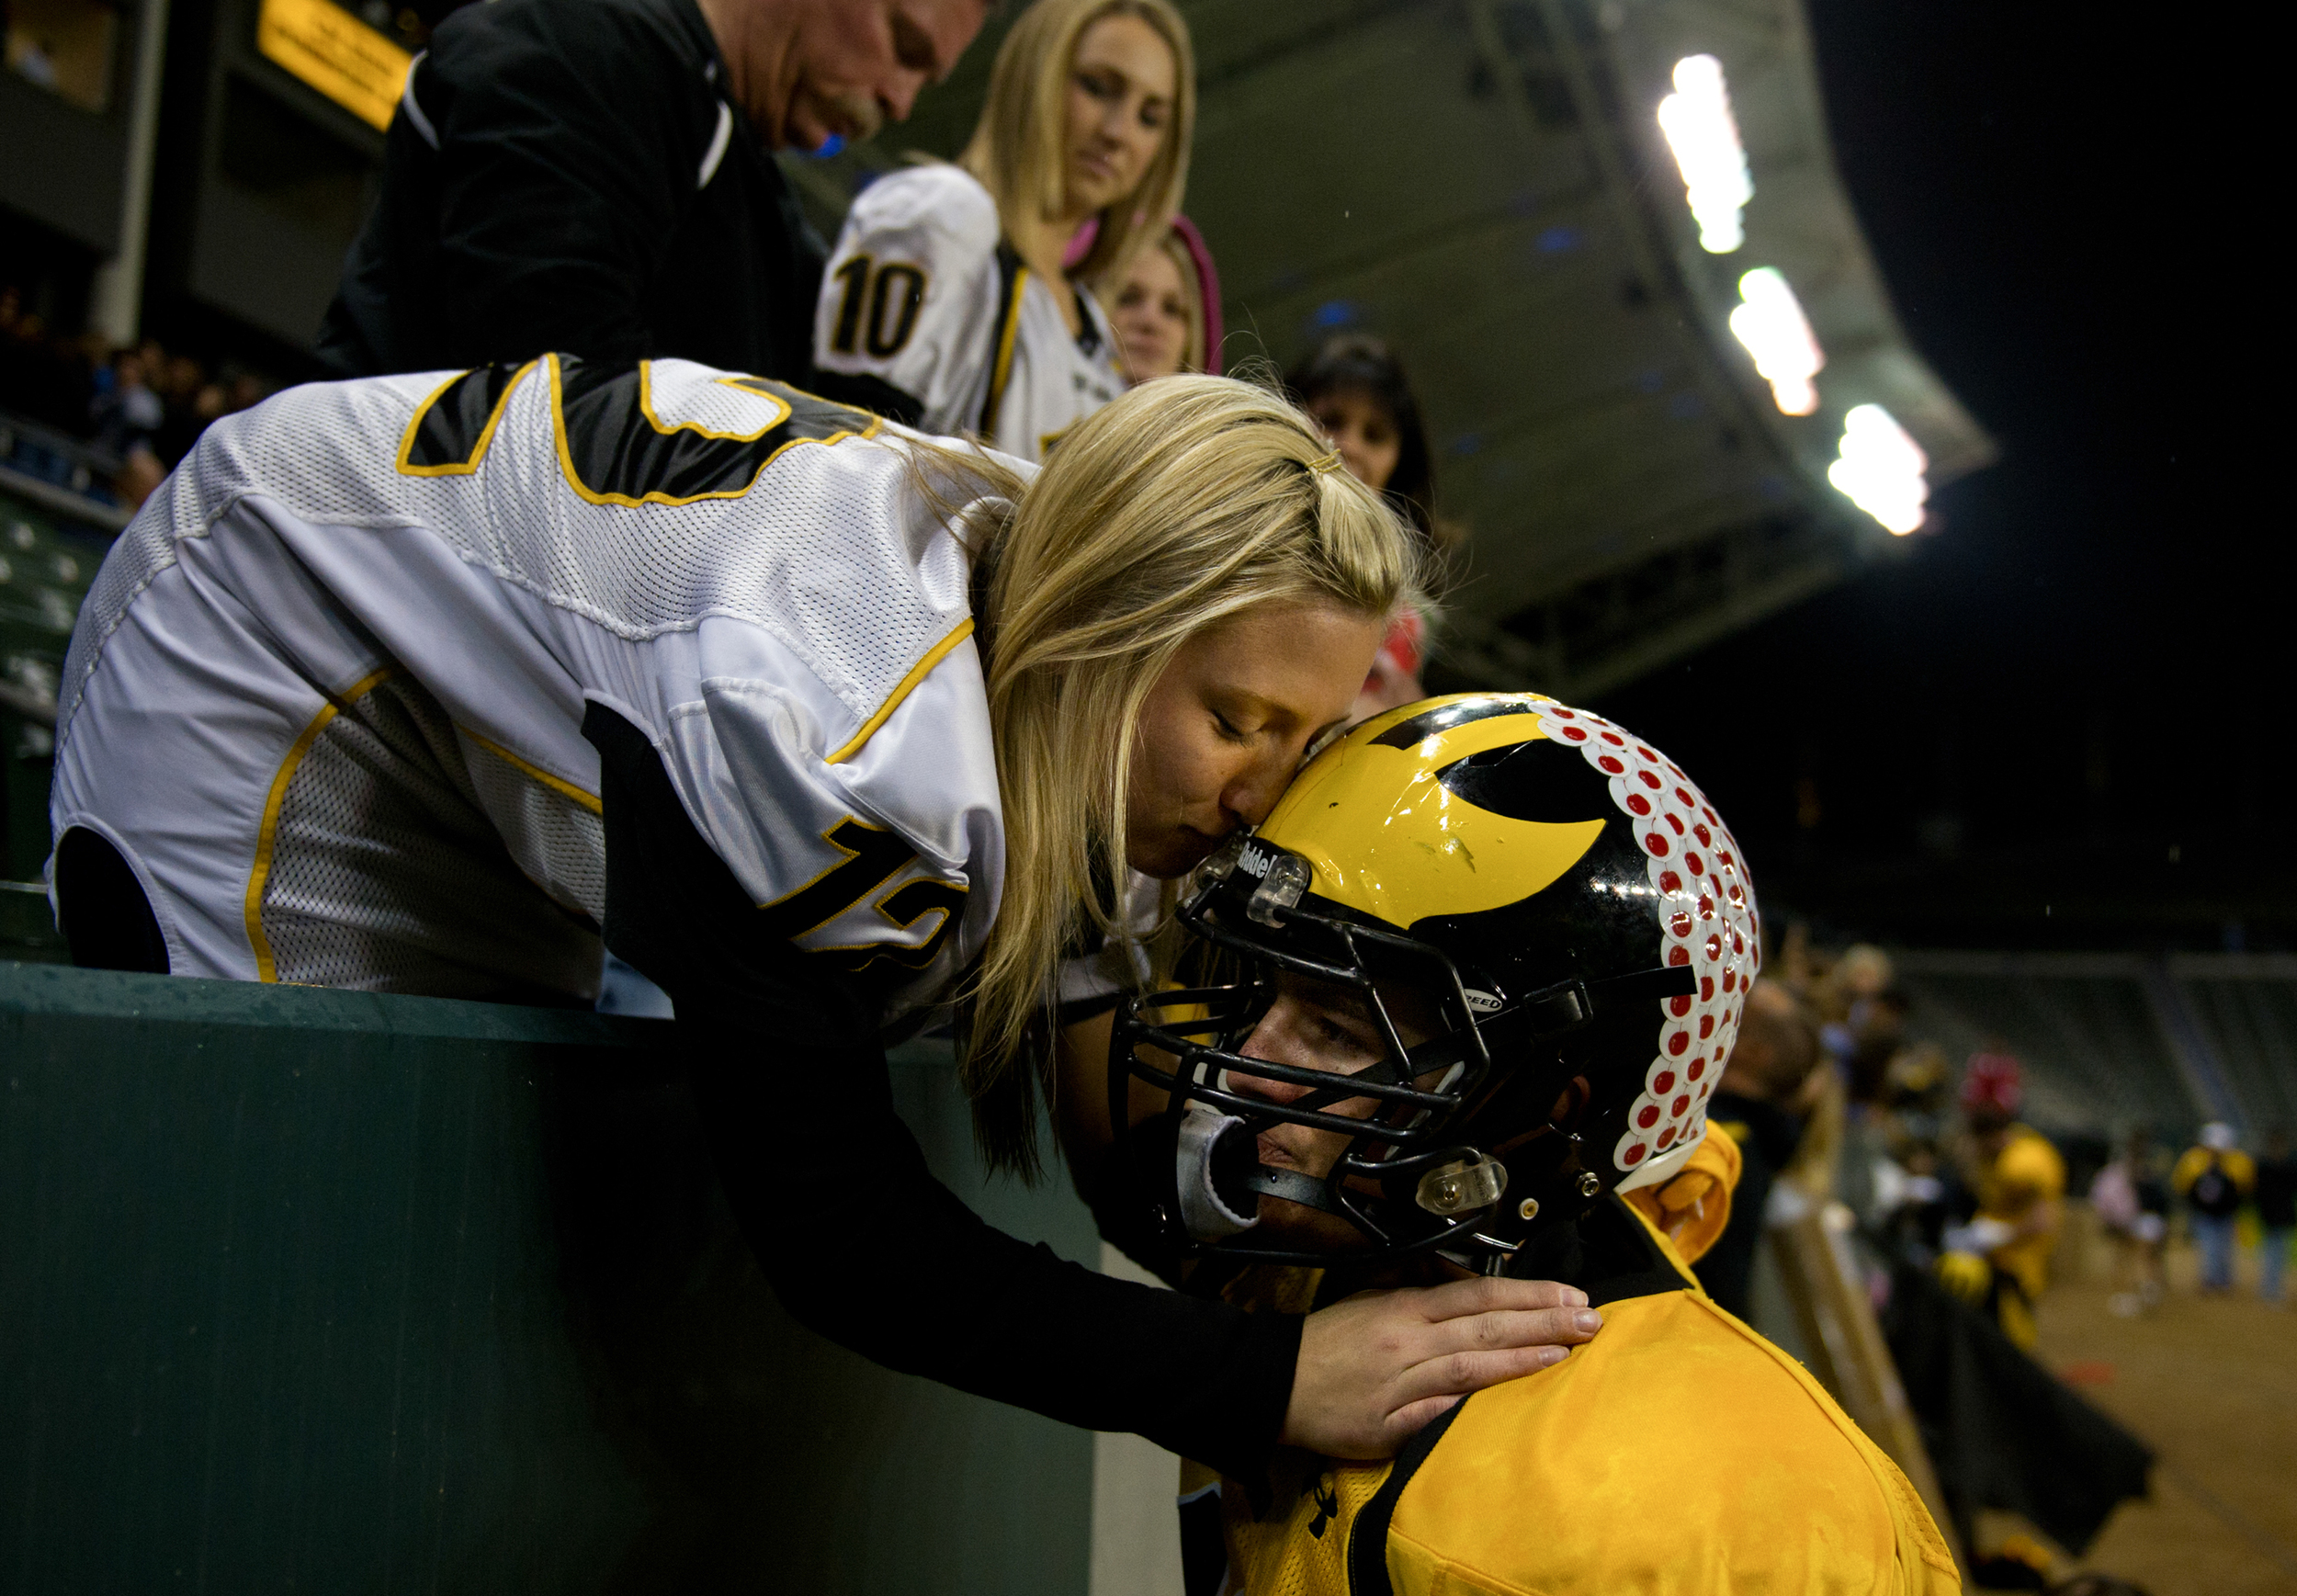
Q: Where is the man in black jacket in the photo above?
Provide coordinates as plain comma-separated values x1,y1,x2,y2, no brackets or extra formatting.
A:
318,0,987,382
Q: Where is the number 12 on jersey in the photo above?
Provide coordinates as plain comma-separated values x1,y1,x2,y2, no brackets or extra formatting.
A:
828,255,927,360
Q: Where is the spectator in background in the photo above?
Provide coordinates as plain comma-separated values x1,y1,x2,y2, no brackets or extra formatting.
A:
2090,1126,2167,1317
319,0,990,381
1100,214,1219,380
814,0,1193,459
1282,334,1448,719
2255,1128,2295,1305
2172,1122,2254,1295
1695,978,1823,1317
1940,1053,2064,1349
88,347,164,460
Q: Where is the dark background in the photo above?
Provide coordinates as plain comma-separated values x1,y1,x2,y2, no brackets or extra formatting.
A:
1603,0,2276,953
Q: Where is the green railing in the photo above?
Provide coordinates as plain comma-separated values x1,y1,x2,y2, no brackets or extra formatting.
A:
1,961,1097,1593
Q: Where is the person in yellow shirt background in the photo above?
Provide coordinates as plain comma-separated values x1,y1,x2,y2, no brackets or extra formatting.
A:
1092,692,1958,1595
1938,1053,2065,1350
2172,1121,2256,1294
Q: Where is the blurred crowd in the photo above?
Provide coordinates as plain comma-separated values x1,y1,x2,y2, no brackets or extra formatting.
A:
0,285,276,513
1701,935,2297,1333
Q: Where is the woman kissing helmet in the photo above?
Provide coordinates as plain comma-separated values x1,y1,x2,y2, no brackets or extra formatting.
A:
1110,693,1760,1270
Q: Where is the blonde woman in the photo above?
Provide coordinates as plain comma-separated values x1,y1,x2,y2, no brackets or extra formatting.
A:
48,359,1598,1477
1103,213,1222,380
813,0,1191,458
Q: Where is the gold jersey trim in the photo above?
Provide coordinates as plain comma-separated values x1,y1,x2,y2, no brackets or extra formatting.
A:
824,616,976,765
245,665,397,981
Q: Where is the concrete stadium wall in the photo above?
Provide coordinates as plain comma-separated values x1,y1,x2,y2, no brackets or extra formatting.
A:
0,962,1100,1593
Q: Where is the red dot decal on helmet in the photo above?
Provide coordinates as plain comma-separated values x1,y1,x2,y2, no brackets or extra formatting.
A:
1638,770,1663,790
1687,1057,1705,1080
1657,1126,1677,1149
1601,730,1625,746
1659,870,1683,893
1703,934,1722,963
1699,894,1715,919
1693,824,1713,846
1653,1070,1676,1094
1637,1104,1660,1129
1732,931,1745,955
1598,754,1625,774
1624,1142,1647,1165
1698,1014,1714,1039
1722,969,1737,993
1669,993,1692,1017
1668,945,1690,967
1672,1094,1691,1117
1703,805,1717,824
1627,793,1652,816
1646,832,1671,856
1561,726,1589,741
1718,850,1735,868
1665,813,1686,836
1638,745,1659,762
1675,787,1695,806
1700,975,1715,1001
1669,911,1693,938
1667,1030,1690,1057
1552,707,1578,719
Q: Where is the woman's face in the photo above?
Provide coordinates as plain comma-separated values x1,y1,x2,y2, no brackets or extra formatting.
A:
1126,600,1384,878
1109,244,1193,381
1063,12,1177,220
1307,387,1402,493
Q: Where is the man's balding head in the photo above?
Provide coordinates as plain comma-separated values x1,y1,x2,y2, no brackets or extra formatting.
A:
699,0,990,151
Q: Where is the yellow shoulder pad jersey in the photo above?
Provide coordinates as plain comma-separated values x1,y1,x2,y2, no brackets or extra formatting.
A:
1199,1200,1959,1596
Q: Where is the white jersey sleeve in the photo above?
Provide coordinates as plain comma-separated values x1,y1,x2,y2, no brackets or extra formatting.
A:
814,165,1005,438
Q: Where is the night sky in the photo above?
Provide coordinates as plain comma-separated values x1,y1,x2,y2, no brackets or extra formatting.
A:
1601,1,2274,952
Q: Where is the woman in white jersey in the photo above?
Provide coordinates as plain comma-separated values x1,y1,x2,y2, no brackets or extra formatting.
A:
48,359,1597,1481
812,0,1190,459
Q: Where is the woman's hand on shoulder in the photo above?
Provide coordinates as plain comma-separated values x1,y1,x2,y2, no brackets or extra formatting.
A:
1281,1276,1601,1459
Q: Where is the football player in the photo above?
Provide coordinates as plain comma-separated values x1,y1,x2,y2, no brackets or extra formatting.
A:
812,0,1192,458
1104,694,1962,1594
48,361,1603,1491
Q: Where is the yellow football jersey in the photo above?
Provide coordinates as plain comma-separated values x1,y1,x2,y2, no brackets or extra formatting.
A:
1976,1126,2065,1305
1191,1198,1959,1596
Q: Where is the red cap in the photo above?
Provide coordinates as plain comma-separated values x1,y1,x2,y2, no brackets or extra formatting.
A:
1961,1051,2024,1116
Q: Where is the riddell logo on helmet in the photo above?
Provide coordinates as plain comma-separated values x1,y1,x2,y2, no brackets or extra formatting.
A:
1235,838,1282,879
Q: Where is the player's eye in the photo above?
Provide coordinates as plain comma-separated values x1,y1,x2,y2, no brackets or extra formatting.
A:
1138,99,1167,131
1078,70,1121,101
1212,710,1248,742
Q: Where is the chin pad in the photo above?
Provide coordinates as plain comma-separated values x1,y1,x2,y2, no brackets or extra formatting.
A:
1176,1101,1261,1241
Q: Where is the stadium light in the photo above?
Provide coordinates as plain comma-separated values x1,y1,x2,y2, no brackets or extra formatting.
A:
1658,55,1753,254
1828,405,1929,535
1728,267,1824,416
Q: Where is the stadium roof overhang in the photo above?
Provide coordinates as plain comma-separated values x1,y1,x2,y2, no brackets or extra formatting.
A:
795,0,1995,700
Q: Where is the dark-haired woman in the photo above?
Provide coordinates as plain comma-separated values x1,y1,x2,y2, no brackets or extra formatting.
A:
1284,334,1443,719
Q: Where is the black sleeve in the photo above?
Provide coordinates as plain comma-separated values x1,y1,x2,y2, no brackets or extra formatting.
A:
421,3,707,367
582,703,1301,1477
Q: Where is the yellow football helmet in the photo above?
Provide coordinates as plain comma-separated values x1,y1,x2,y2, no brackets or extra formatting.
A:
1111,693,1761,1268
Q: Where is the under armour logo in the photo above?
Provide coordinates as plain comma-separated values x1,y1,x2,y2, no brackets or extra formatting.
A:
1308,1477,1339,1539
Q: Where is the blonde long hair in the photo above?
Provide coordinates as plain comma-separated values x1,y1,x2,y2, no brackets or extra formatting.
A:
947,376,1418,1170
958,0,1195,287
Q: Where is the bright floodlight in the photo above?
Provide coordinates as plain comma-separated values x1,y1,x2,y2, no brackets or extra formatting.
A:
1828,404,1929,535
1728,267,1824,415
1658,55,1752,253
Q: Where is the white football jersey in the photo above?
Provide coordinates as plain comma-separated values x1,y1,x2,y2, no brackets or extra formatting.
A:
51,356,1024,1021
812,164,1126,462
